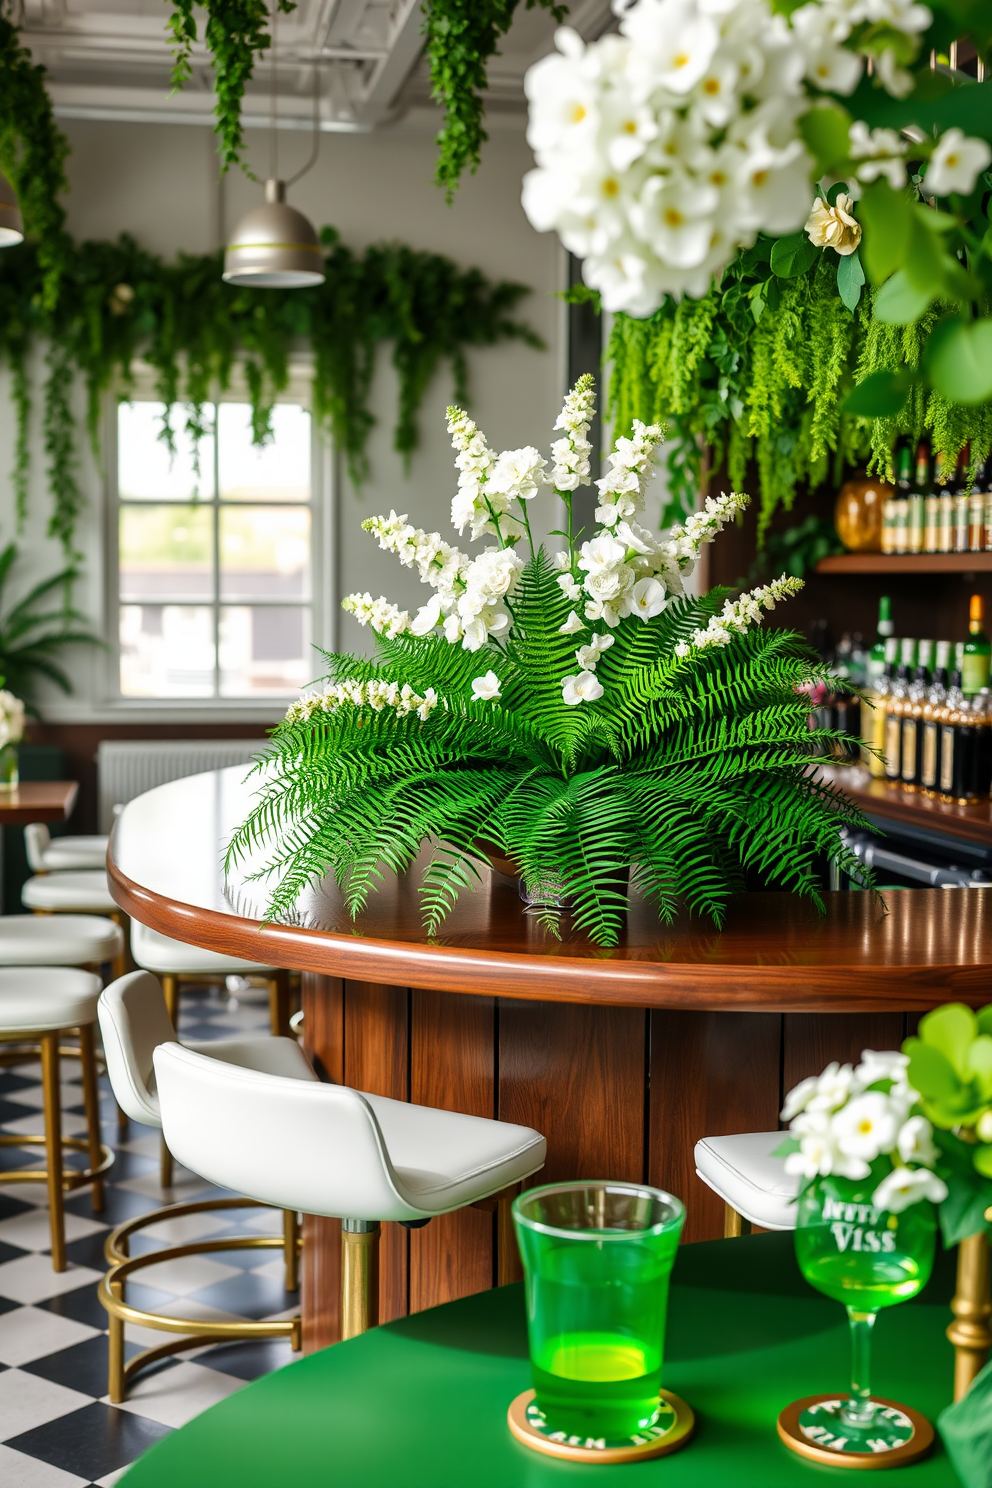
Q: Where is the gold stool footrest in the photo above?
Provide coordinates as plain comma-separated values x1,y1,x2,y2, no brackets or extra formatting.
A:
0,1133,113,1191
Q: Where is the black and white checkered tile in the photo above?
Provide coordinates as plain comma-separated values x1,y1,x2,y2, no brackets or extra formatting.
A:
0,981,299,1486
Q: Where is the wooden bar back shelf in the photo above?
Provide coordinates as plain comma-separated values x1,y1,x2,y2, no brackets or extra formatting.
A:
109,769,992,1351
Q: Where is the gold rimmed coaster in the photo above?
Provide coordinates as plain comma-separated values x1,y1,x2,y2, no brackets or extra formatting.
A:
777,1395,934,1470
508,1387,695,1464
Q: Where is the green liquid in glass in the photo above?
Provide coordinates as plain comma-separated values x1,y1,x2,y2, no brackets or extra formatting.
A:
795,1194,934,1311
522,1236,675,1438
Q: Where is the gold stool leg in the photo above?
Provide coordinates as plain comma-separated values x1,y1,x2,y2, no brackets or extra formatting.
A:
724,1203,751,1238
78,1023,104,1213
283,1209,299,1294
107,1274,126,1404
948,1230,992,1400
268,971,290,1038
41,1032,66,1272
160,975,178,1190
340,1219,380,1339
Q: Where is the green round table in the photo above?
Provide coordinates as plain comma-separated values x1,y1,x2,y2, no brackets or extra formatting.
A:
120,1232,960,1487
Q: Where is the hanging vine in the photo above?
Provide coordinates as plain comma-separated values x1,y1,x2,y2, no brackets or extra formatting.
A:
0,230,542,558
606,239,992,538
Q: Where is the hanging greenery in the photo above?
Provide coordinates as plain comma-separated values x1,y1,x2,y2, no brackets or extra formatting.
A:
167,0,295,172
606,227,992,540
422,0,567,199
0,230,542,560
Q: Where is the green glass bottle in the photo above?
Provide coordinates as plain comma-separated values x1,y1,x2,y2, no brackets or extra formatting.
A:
893,445,912,555
901,639,933,789
866,597,893,685
962,594,991,696
884,638,916,781
907,441,930,555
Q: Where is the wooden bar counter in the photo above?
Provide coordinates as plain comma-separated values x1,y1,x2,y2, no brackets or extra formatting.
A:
109,767,992,1352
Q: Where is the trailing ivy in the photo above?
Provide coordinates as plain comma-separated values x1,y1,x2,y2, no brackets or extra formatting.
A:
606,238,992,538
167,0,296,172
0,229,542,558
422,0,567,198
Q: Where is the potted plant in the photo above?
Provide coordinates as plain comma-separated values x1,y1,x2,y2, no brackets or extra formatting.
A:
228,377,869,944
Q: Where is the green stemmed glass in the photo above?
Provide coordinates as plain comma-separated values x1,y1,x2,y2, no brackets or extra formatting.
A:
781,1174,938,1466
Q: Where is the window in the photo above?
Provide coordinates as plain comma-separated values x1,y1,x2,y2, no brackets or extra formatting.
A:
114,401,316,700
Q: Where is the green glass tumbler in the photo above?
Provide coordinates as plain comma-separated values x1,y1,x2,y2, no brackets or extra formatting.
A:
512,1181,685,1440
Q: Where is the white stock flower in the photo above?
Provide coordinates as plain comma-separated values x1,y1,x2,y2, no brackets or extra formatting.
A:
679,574,803,653
664,490,748,573
832,1091,901,1162
471,671,502,702
341,592,410,638
576,633,615,670
896,1115,939,1168
872,1165,948,1215
551,375,596,491
284,678,441,726
927,130,992,197
488,446,549,502
559,610,585,634
561,670,605,705
804,193,861,255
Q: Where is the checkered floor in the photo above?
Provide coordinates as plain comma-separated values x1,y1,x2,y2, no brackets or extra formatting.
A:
0,981,299,1486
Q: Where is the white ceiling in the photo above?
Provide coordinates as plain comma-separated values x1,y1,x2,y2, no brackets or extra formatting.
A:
6,0,614,134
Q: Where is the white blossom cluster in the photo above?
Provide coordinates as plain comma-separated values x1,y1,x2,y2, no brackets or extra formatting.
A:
0,691,25,749
594,419,666,529
551,372,596,492
448,406,540,543
674,574,803,655
341,592,411,638
782,1050,948,1214
284,678,440,726
521,0,935,315
662,489,749,577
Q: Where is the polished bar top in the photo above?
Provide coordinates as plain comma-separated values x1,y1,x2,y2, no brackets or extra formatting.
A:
0,780,79,825
109,767,992,1013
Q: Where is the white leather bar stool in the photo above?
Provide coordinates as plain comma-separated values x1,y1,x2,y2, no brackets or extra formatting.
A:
25,823,110,872
153,1041,547,1343
130,920,292,1187
0,914,123,970
694,1132,798,1236
21,873,127,982
0,967,113,1270
98,970,315,1401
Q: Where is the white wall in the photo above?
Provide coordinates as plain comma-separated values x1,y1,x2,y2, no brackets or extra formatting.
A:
0,116,566,720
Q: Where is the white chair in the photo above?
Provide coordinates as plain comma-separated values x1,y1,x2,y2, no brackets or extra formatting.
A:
0,967,112,1270
98,969,317,1402
130,920,292,1186
153,1040,547,1344
694,1132,798,1235
25,823,110,872
0,914,123,969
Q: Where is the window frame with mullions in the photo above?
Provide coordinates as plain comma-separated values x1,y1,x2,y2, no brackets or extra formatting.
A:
103,377,334,714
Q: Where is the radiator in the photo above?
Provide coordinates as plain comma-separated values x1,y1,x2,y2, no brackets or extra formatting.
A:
97,739,268,832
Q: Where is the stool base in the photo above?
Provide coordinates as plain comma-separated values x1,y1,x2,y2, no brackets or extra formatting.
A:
507,1388,694,1464
777,1394,934,1469
100,1197,302,1403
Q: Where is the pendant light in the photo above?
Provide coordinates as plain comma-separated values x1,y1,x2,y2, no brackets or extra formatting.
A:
223,4,324,288
0,171,24,248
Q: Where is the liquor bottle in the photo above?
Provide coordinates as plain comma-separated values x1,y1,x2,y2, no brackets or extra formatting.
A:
968,688,992,800
863,635,898,775
832,639,861,764
907,441,929,554
982,461,992,553
970,464,986,550
939,650,973,803
938,448,962,553
925,458,942,553
955,462,972,552
962,594,991,696
920,639,951,795
884,638,916,781
892,443,912,556
900,639,933,789
866,597,893,685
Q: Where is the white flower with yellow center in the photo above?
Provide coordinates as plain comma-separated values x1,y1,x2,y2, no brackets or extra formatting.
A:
927,129,992,198
804,193,861,255
872,1166,947,1215
471,671,502,702
561,670,605,706
833,1091,901,1162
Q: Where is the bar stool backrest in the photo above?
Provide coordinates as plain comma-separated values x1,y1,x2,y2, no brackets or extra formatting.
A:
99,970,176,1126
154,1042,417,1222
24,823,50,873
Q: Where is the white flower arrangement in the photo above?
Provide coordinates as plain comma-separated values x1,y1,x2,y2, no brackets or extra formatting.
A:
521,0,989,317
780,1049,949,1213
0,691,25,750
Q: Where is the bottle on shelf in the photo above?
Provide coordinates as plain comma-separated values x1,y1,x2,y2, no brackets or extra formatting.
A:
926,457,942,554
955,460,972,552
884,638,916,781
962,594,991,696
971,462,987,552
939,647,973,803
982,460,992,553
866,597,893,685
900,639,934,789
968,688,992,799
907,441,929,555
831,637,862,763
937,450,959,554
920,639,951,796
891,443,912,556
863,634,899,776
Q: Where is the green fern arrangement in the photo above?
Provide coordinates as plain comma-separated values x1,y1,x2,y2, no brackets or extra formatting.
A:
228,376,870,947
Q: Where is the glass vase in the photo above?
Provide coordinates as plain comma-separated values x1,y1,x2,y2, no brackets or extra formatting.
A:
787,1172,937,1459
0,743,19,791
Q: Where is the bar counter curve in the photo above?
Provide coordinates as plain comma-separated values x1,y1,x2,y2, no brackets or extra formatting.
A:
109,768,992,1350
